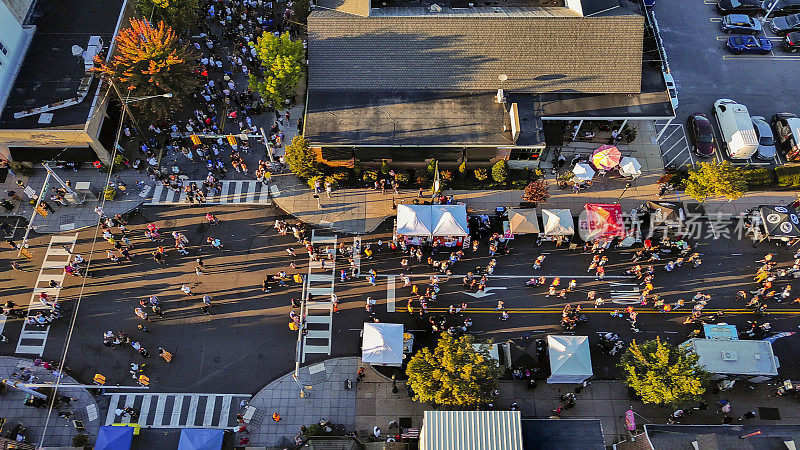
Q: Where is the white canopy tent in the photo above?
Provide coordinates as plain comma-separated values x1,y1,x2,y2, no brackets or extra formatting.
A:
541,209,575,236
397,204,433,237
396,204,468,238
362,323,405,367
507,209,540,234
547,335,593,384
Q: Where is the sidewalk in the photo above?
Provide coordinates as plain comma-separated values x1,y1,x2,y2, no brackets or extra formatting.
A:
0,356,102,447
353,362,800,447
0,166,149,234
244,357,358,447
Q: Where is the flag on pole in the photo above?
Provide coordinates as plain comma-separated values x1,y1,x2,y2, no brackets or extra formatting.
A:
433,160,440,194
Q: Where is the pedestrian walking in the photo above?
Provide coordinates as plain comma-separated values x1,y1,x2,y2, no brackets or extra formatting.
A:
134,307,149,322
181,284,193,296
201,295,212,314
158,348,173,362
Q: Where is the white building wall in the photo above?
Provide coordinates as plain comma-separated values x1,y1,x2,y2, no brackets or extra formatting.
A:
0,0,33,112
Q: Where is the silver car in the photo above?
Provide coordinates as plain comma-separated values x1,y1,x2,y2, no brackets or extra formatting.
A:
751,116,778,160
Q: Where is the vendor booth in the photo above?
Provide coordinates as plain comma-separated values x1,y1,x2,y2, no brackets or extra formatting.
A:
547,335,593,384
362,323,405,367
396,204,469,247
506,209,540,235
581,203,625,241
177,428,224,450
541,209,574,240
96,426,134,450
646,201,685,230
758,205,800,241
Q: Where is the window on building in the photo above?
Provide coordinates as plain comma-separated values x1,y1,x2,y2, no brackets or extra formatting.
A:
0,40,7,55
509,148,542,161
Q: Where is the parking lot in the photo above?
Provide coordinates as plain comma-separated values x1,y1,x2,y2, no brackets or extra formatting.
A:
653,0,798,166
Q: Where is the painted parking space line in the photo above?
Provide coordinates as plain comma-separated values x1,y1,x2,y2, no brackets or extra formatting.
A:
723,54,800,60
716,36,783,41
709,17,722,22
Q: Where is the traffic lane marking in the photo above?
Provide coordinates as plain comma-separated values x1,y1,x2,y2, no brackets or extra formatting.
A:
723,54,800,59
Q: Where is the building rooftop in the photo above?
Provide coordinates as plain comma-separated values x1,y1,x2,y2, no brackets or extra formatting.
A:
645,425,800,450
683,338,779,377
521,419,605,450
307,13,644,94
0,0,125,130
304,90,514,146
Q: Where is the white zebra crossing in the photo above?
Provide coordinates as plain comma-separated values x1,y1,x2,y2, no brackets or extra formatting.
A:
610,282,641,305
104,393,251,429
302,232,337,362
144,180,272,205
16,234,77,355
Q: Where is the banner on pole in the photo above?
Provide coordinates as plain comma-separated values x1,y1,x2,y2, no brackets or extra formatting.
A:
190,135,202,145
625,409,636,431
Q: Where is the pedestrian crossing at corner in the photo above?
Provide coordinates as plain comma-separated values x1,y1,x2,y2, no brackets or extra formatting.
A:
301,232,337,362
610,282,641,305
16,234,77,356
104,393,251,429
144,180,271,206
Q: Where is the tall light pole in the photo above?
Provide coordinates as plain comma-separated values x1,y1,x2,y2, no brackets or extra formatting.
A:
107,79,173,167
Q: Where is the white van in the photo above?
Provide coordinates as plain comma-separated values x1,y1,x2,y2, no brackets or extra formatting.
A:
473,341,512,369
713,99,758,159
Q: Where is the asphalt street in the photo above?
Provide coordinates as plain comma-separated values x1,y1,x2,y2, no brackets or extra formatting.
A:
3,208,800,395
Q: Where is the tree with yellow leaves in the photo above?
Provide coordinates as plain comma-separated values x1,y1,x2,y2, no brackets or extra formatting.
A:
620,336,709,406
248,32,304,110
406,333,501,407
93,18,199,120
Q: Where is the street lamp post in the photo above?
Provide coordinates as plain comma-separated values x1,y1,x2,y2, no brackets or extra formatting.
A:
107,79,173,167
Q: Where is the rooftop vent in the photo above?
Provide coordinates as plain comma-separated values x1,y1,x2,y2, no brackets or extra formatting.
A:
430,3,442,12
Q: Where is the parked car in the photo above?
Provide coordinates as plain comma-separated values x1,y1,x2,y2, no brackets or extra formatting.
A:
769,12,800,34
762,0,800,16
717,0,765,14
643,0,655,6
726,35,773,54
663,71,678,111
751,116,778,160
714,99,759,159
784,31,800,51
720,14,763,34
771,113,800,161
686,114,717,158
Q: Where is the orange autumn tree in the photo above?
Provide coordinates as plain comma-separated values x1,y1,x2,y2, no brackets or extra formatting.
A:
93,18,199,120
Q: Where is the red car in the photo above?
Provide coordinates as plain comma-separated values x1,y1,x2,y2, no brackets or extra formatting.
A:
686,114,717,157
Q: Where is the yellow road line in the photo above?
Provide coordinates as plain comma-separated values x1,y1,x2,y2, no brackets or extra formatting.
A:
401,308,800,315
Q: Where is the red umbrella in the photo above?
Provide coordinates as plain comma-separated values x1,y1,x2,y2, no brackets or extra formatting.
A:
592,145,622,170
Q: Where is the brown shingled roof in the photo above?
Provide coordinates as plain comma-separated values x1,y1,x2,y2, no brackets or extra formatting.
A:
307,12,644,94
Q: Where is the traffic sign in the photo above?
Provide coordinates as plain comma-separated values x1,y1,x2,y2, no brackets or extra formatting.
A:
94,374,106,385
190,135,202,145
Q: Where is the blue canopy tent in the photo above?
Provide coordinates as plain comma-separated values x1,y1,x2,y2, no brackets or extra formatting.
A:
177,428,224,450
96,426,134,450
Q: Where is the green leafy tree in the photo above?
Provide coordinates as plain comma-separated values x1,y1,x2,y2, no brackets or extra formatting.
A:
683,160,746,203
406,333,501,407
285,135,321,180
522,180,550,204
474,168,488,181
620,337,709,406
458,161,467,177
249,32,304,110
492,160,509,183
92,18,199,121
293,0,311,24
137,0,199,32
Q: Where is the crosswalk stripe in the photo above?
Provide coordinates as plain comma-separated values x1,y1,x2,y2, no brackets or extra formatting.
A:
218,396,232,427
165,188,176,204
106,394,120,425
234,182,243,201
387,275,396,313
153,395,167,426
186,394,200,426
151,184,164,202
246,181,256,203
178,189,188,203
259,183,270,204
170,395,184,426
121,395,136,424
138,395,153,425
202,396,217,427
